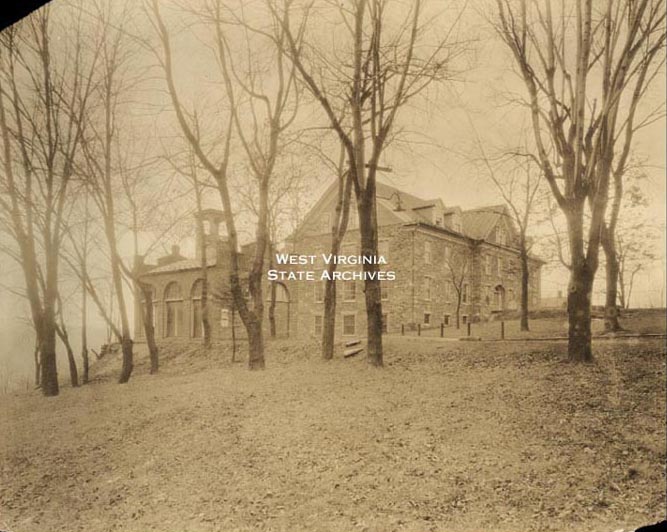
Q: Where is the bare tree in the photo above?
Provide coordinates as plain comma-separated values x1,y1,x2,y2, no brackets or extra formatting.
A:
494,0,665,361
476,147,542,331
54,292,79,387
0,6,100,395
446,247,470,329
321,162,354,359
78,1,142,383
276,0,457,366
613,181,661,310
149,0,299,369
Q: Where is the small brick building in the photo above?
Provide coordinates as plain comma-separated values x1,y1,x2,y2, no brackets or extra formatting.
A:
133,209,290,342
134,182,542,343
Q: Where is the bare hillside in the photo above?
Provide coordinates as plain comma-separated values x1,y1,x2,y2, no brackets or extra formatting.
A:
0,334,664,532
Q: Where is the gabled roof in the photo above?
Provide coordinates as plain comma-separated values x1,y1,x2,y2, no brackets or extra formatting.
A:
460,205,507,240
375,181,435,211
291,179,517,246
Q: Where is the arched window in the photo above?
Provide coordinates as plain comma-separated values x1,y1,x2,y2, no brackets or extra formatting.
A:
164,282,183,337
266,282,290,303
191,279,205,338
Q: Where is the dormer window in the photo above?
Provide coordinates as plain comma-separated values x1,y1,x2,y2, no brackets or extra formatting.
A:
321,213,331,233
348,211,358,230
496,226,507,246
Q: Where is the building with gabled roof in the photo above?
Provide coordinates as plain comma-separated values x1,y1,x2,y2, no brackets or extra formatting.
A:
133,209,290,342
287,180,544,338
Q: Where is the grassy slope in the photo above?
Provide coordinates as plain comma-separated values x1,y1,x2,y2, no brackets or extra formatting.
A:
0,326,664,532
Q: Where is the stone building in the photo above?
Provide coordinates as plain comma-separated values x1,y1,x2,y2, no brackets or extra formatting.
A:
285,181,543,338
134,182,542,343
133,209,290,341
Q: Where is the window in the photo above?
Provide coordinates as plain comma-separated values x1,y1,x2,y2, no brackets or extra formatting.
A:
444,245,450,262
314,315,323,335
424,241,432,264
321,213,331,233
381,313,388,334
343,280,356,301
424,277,432,300
496,226,507,245
509,289,515,302
424,312,431,325
164,282,183,337
462,315,468,325
381,281,389,301
348,211,358,230
498,257,503,275
445,281,452,302
314,281,324,303
152,302,158,329
220,308,230,328
443,314,450,326
191,279,205,338
378,240,389,261
462,283,469,304
485,256,491,275
343,314,356,336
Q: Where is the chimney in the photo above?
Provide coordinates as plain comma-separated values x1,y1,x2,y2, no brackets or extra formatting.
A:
195,208,226,264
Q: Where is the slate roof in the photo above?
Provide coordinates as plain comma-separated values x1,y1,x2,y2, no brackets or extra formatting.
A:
460,205,507,240
374,182,508,241
143,256,217,275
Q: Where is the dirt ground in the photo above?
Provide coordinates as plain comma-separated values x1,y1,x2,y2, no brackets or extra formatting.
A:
0,328,665,532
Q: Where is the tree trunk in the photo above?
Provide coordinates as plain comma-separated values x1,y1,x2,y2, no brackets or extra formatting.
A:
33,340,41,387
322,278,337,360
56,323,79,388
520,247,530,332
81,268,89,384
39,316,59,396
201,281,211,347
567,264,595,363
106,219,134,383
118,336,134,383
323,171,353,360
455,293,462,330
141,284,159,374
268,252,277,339
231,305,237,363
359,204,383,367
247,319,265,370
193,186,212,348
601,228,622,332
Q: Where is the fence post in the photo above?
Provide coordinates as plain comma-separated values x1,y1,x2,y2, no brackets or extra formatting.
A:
501,321,505,340
440,323,444,337
467,322,471,337
418,324,421,336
